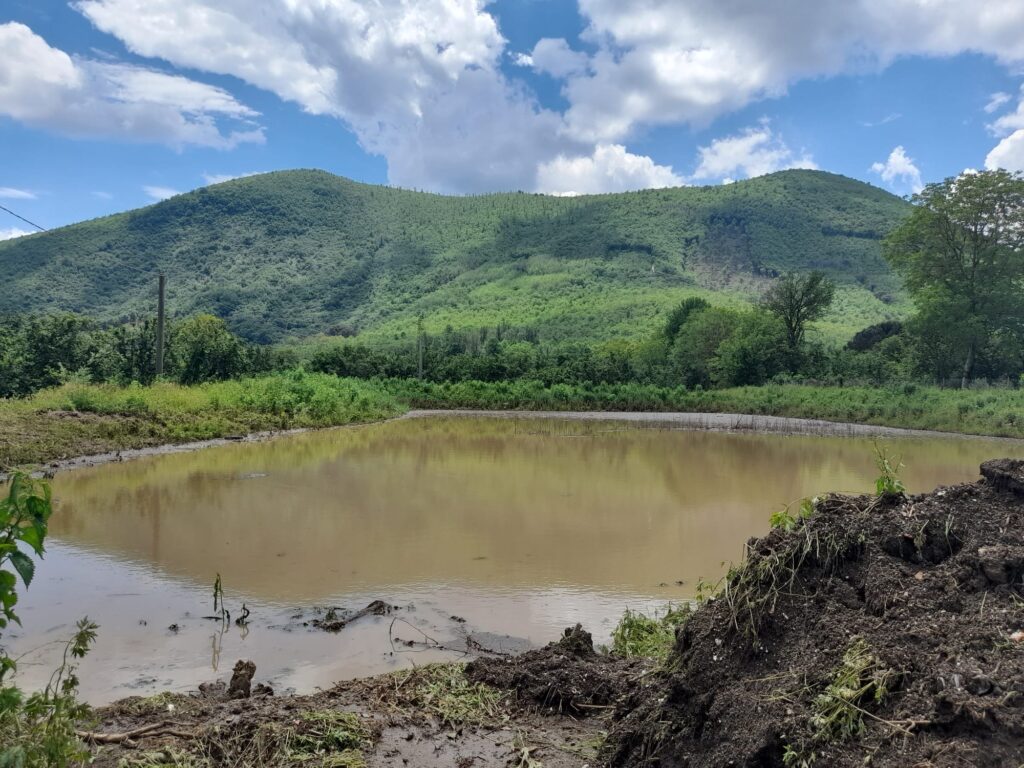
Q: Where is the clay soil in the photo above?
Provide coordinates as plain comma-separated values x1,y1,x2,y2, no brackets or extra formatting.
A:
83,460,1024,767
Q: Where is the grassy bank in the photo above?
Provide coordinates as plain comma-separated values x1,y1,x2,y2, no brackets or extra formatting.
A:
385,379,1024,438
4,374,1023,468
0,371,402,467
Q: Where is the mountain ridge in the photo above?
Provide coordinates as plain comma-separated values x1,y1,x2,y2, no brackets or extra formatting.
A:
0,168,911,344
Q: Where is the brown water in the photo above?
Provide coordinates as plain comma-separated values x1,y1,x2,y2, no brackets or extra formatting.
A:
8,416,1024,702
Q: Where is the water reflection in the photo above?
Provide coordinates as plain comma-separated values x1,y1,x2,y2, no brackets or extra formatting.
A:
48,418,1021,601
8,416,1022,702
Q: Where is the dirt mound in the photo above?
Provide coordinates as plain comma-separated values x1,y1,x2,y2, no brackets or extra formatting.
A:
467,624,647,715
602,459,1024,767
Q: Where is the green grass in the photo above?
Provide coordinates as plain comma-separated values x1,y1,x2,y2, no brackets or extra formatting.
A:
4,374,1022,470
0,371,401,468
0,169,909,345
384,379,1024,438
611,604,692,660
187,708,373,768
372,664,504,727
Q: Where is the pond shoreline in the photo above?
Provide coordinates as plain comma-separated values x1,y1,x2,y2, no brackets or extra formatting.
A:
404,408,1024,441
9,407,1024,481
78,459,1024,767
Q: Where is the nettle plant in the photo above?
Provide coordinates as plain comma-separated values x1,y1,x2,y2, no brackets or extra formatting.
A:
1,472,98,767
0,473,52,652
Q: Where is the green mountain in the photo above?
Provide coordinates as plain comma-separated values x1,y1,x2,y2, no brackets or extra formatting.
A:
0,169,910,344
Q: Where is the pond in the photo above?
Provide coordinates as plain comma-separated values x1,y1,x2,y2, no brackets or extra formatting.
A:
8,414,1024,703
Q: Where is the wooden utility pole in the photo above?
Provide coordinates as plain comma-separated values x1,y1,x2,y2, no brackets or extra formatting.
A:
155,273,166,377
416,314,424,379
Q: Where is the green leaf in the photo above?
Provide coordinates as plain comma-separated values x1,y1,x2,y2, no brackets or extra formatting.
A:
9,552,34,587
17,525,43,555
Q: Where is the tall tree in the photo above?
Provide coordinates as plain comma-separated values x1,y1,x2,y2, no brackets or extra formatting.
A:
884,170,1024,388
761,271,835,355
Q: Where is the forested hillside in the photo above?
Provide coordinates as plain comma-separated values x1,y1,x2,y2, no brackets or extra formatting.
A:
0,169,910,343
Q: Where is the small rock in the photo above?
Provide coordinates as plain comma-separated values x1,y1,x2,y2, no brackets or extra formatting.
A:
966,674,994,696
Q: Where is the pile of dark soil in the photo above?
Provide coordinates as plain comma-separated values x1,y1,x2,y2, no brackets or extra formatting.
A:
601,459,1024,767
467,624,649,715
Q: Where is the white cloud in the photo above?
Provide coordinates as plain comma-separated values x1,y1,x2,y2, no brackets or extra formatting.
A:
984,86,1024,171
0,187,36,199
0,22,263,149
201,171,262,185
143,185,180,201
74,0,531,192
989,87,1024,135
691,124,817,182
0,228,32,241
528,38,589,79
92,190,113,199
870,145,923,192
860,112,901,128
536,144,683,196
985,92,1013,113
558,0,1024,142
986,129,1024,171
65,0,1024,193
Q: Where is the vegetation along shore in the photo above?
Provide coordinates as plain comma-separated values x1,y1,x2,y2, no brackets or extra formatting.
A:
4,377,1024,470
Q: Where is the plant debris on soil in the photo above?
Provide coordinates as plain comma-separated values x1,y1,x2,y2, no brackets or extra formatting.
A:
602,458,1024,767
467,625,652,716
80,459,1024,766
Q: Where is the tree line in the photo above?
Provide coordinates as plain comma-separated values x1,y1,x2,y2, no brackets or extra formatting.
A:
2,170,1021,398
0,313,289,398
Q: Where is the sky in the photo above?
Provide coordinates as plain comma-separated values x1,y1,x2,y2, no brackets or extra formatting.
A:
3,0,1024,238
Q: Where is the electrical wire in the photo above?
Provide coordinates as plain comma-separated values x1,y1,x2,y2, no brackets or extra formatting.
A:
0,204,46,232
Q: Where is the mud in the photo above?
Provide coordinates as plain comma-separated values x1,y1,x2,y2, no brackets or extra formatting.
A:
4,426,309,481
87,664,603,768
81,459,1024,766
468,624,649,716
602,459,1024,767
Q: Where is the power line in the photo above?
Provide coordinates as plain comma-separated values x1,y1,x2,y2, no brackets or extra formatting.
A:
0,204,45,232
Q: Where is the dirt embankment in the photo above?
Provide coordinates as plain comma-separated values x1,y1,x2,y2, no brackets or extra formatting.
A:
84,460,1024,766
592,458,1024,767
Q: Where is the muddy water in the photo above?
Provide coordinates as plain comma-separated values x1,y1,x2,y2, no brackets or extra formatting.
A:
8,416,1024,702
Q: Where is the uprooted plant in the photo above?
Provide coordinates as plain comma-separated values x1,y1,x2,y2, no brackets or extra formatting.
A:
611,604,692,660
721,497,864,642
782,638,896,766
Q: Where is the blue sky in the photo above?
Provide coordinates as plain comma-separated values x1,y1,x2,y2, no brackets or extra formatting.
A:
2,0,1024,236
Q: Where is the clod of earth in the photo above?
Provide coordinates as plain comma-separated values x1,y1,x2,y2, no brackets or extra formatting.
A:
601,459,1024,767
467,624,651,715
227,660,256,700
